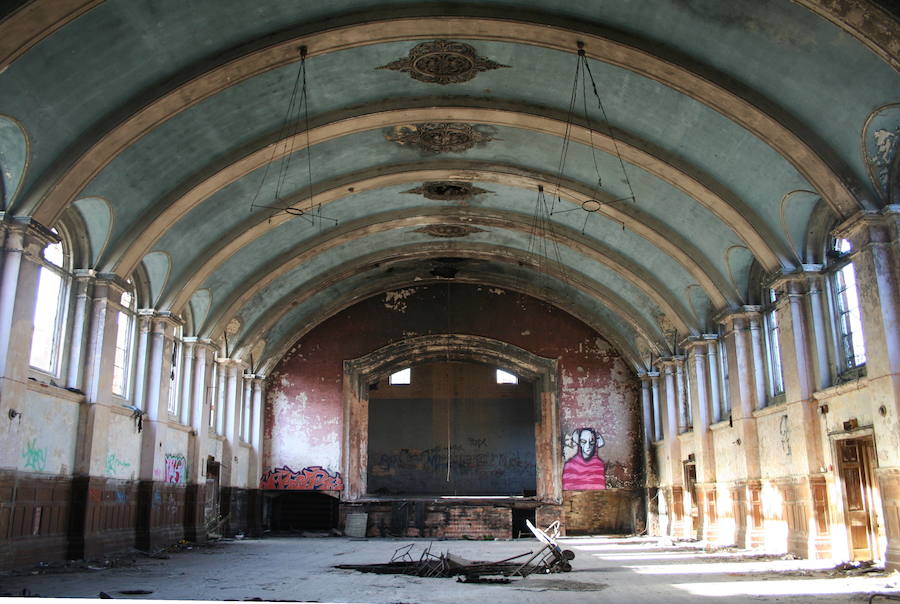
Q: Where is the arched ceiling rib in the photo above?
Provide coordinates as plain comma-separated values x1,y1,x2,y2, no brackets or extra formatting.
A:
189,210,697,340
103,104,788,276
13,13,873,223
161,166,735,313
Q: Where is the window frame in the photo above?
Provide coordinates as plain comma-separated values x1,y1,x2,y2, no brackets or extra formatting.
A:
111,284,137,400
29,237,71,377
827,238,867,380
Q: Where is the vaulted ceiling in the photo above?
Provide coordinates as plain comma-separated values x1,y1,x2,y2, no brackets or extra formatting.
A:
1,0,897,373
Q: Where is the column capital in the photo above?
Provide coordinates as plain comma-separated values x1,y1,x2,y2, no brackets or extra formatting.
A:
217,357,248,371
680,336,709,354
184,336,218,354
766,265,825,294
0,214,58,254
95,272,132,295
716,305,762,327
72,268,97,281
833,204,900,248
656,356,685,372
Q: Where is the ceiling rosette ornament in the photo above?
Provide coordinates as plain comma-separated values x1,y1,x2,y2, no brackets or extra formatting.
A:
385,123,494,154
377,40,509,84
403,181,492,201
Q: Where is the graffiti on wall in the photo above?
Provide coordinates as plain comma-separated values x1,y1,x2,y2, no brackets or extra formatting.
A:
562,427,606,490
779,414,792,456
164,454,186,484
22,438,47,472
105,452,131,477
260,465,344,490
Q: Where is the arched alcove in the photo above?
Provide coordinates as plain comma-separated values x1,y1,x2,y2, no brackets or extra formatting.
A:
342,334,560,503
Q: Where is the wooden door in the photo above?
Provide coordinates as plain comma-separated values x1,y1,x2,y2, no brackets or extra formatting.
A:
838,438,877,560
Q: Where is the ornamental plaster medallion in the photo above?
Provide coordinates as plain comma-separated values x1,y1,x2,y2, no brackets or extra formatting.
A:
377,40,509,85
414,224,485,238
403,181,492,201
385,122,494,154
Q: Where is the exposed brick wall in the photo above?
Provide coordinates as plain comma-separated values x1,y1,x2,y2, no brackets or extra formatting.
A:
351,501,514,539
562,489,642,535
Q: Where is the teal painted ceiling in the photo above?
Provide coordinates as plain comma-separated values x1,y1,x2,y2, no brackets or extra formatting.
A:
1,0,897,372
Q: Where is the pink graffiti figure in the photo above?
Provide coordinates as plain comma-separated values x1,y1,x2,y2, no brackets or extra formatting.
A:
562,428,606,490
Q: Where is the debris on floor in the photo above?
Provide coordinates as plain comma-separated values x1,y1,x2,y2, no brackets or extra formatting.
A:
335,520,575,582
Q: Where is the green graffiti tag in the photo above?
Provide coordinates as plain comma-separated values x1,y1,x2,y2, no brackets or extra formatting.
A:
22,438,47,472
105,452,131,476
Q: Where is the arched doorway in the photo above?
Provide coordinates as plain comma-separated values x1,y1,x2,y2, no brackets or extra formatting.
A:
342,334,561,503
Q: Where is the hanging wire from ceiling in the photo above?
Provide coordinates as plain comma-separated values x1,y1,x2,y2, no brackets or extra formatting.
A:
249,45,337,227
549,41,635,233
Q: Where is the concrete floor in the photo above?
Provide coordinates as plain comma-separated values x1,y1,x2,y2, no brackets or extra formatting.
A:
1,536,899,603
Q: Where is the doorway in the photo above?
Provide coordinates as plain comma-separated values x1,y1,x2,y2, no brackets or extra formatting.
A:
837,436,880,560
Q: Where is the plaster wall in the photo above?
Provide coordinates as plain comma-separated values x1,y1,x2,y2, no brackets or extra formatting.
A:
264,284,640,493
17,388,79,476
104,408,141,480
755,404,810,479
711,423,745,482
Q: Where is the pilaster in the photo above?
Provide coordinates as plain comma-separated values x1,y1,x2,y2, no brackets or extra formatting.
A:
0,218,56,470
835,206,900,570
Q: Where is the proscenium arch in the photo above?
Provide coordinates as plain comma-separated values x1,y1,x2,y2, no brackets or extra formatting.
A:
342,333,562,502
106,103,788,275
18,13,866,226
233,245,659,373
162,165,736,316
256,276,647,379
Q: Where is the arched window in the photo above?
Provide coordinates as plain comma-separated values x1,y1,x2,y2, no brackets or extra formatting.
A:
112,282,136,398
763,288,785,400
30,235,70,375
830,238,866,375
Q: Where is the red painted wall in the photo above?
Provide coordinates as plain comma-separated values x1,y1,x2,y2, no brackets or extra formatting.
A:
264,284,640,490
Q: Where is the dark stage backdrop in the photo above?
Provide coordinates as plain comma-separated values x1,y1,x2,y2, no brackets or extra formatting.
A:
367,396,536,496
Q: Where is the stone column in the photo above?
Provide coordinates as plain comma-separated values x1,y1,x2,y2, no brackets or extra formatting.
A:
835,206,900,571
136,313,179,552
804,270,834,390
675,357,690,432
74,276,126,471
686,339,716,541
0,219,57,469
184,338,215,542
705,335,722,423
219,359,246,488
178,339,194,426
65,269,95,390
249,376,264,486
747,313,769,410
215,359,227,436
719,309,763,549
650,372,662,442
242,373,253,444
132,310,154,412
71,274,129,559
658,358,684,537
